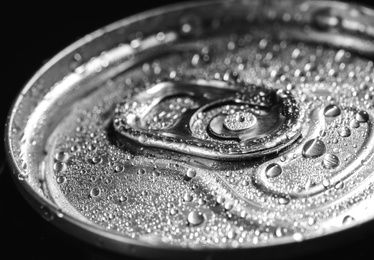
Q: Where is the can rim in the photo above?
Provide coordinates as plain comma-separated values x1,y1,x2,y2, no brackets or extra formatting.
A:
4,0,374,258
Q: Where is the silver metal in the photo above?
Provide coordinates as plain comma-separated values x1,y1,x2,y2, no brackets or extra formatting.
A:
114,80,301,160
4,0,374,259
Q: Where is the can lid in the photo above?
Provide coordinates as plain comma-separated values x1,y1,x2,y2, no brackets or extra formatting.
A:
4,0,374,259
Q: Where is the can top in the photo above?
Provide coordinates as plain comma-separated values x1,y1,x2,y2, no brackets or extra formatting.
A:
5,0,374,259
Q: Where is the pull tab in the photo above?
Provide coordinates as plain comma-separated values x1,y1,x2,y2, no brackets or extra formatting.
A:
113,80,302,160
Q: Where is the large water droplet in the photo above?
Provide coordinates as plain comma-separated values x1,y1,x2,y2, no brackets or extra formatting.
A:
187,211,204,226
322,154,340,169
338,126,351,137
183,193,193,202
342,215,355,224
53,162,67,173
56,176,67,184
92,156,103,164
265,163,283,178
90,187,101,197
302,139,326,158
55,151,70,162
356,110,369,123
186,168,197,178
350,119,360,129
324,104,341,117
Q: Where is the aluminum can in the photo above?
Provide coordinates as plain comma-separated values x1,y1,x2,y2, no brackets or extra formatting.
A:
4,0,374,259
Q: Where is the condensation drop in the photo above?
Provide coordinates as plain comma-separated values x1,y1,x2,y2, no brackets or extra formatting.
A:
356,110,369,123
265,163,283,178
186,168,197,178
292,232,304,242
53,162,67,173
343,215,355,224
338,126,351,137
322,154,340,169
350,119,360,128
90,187,101,197
334,181,344,189
187,211,205,226
324,104,341,117
183,193,193,202
92,156,103,164
56,176,66,184
302,139,326,158
170,208,179,215
55,151,70,162
278,197,290,205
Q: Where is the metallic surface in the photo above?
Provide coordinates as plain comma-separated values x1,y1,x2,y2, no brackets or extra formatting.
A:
4,0,374,259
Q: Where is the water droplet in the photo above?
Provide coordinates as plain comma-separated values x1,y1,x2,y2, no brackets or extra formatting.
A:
322,179,330,188
356,110,369,123
350,119,360,128
292,232,304,242
53,162,67,173
335,49,352,64
138,134,147,143
278,197,290,205
265,163,283,178
291,48,301,60
186,168,197,178
170,208,178,215
56,176,66,184
224,202,234,211
241,180,249,186
216,196,225,204
223,70,239,83
322,154,340,169
275,227,285,237
18,173,28,181
324,104,341,117
338,126,351,137
55,151,70,162
334,181,344,189
114,164,125,173
137,168,146,175
343,215,355,224
191,54,202,66
198,198,206,205
92,156,103,164
90,187,101,197
308,217,316,225
119,196,127,203
187,211,204,226
302,139,326,158
227,230,236,239
179,14,202,37
259,39,268,49
183,193,193,202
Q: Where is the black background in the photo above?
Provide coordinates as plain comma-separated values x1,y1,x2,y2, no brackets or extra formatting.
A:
1,1,374,259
